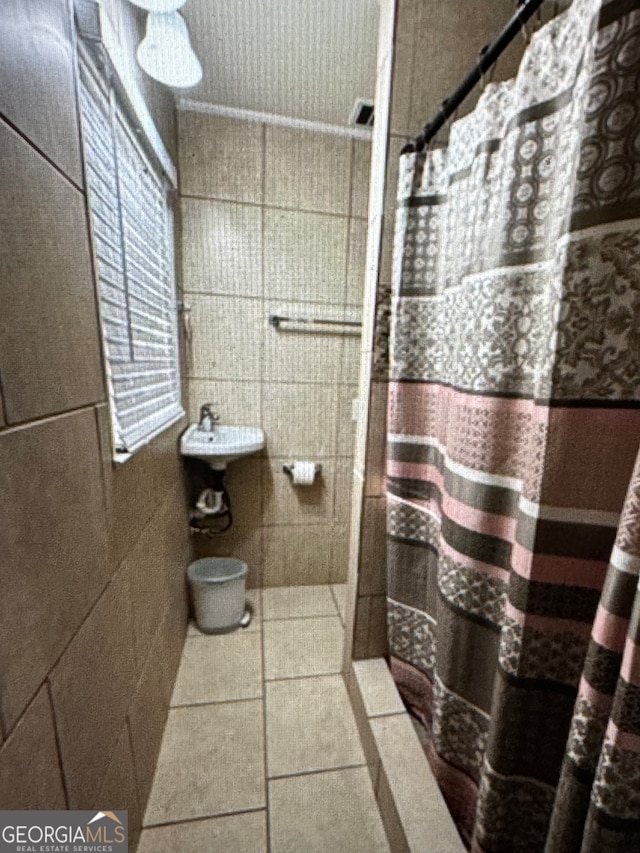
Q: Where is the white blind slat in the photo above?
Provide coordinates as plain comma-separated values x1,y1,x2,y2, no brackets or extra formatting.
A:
79,50,182,457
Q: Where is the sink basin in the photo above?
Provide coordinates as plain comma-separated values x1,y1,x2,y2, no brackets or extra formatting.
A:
180,424,265,469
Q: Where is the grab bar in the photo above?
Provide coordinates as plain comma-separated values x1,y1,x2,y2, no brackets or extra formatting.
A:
269,314,362,334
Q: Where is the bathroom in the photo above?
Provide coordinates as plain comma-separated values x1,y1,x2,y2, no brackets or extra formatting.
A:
2,0,640,851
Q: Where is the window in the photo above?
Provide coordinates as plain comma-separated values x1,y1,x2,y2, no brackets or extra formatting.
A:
78,48,183,459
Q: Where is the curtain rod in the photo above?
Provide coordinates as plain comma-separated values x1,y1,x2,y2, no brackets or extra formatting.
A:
401,0,546,155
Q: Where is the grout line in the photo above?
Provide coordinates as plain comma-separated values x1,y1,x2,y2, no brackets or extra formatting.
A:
143,805,266,830
0,400,107,434
264,669,343,683
0,110,84,195
265,671,346,686
45,679,71,810
262,612,342,624
330,585,346,628
170,694,264,710
180,192,365,222
268,762,367,782
258,588,272,853
186,375,360,386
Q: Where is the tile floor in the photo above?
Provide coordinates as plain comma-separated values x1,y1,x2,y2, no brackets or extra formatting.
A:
139,585,390,853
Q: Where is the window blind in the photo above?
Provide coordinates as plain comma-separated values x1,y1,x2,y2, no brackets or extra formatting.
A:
79,51,183,457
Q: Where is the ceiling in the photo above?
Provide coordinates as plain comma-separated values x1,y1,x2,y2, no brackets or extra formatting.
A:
180,0,380,128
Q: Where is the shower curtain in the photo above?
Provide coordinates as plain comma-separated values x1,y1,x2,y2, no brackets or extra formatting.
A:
386,0,640,850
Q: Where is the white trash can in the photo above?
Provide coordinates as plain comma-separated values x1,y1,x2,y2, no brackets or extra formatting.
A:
187,557,249,633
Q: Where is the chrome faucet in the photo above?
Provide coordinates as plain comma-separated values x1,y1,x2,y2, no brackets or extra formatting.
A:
198,403,220,432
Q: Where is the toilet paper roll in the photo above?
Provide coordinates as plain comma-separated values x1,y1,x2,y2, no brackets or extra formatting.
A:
291,461,317,486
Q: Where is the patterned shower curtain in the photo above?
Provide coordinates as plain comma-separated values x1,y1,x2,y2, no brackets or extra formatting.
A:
386,0,640,850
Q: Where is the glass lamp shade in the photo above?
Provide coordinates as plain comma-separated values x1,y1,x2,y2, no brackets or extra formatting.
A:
137,12,203,88
129,0,186,12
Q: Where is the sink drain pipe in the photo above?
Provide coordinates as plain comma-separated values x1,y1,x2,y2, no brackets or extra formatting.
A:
186,462,234,536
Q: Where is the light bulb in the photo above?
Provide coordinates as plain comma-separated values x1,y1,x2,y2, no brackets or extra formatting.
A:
129,0,186,12
137,12,203,89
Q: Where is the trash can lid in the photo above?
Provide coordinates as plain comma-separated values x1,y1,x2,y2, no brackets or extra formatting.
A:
187,557,248,583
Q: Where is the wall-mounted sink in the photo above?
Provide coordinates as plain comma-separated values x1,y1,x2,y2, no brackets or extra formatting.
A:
180,424,265,469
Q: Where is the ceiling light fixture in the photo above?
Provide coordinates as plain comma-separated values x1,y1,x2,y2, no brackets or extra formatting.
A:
136,11,203,89
128,0,187,12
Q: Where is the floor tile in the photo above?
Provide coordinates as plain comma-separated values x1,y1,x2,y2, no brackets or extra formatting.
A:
188,589,261,635
144,701,265,825
269,767,390,853
262,585,337,620
138,811,268,853
263,616,343,680
331,584,347,624
353,658,406,717
171,632,263,706
265,675,365,778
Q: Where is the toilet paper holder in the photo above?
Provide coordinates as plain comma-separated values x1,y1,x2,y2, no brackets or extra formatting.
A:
283,462,322,479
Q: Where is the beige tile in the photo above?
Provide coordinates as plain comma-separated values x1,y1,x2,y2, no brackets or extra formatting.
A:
139,811,268,853
390,45,414,137
0,686,66,809
0,410,110,731
331,584,348,624
270,767,389,853
347,218,368,306
187,380,261,426
336,385,359,457
353,595,371,660
49,569,138,809
127,616,175,811
265,675,365,777
193,525,264,591
364,381,388,497
334,458,354,520
376,766,410,853
262,585,337,621
187,294,263,380
171,632,262,705
368,595,389,658
178,112,263,203
330,523,350,584
351,140,372,220
379,209,397,286
262,457,335,526
264,300,345,382
0,0,82,184
188,588,261,634
264,616,343,680
121,494,185,672
265,125,351,215
340,310,363,383
346,664,382,783
100,415,189,571
0,123,103,423
181,198,262,297
263,526,333,587
353,660,406,717
144,700,265,825
359,497,387,596
263,210,348,304
371,714,465,852
261,382,338,457
97,726,142,844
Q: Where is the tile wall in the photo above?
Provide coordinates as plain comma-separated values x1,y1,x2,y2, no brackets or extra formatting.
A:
0,2,189,849
178,112,371,588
